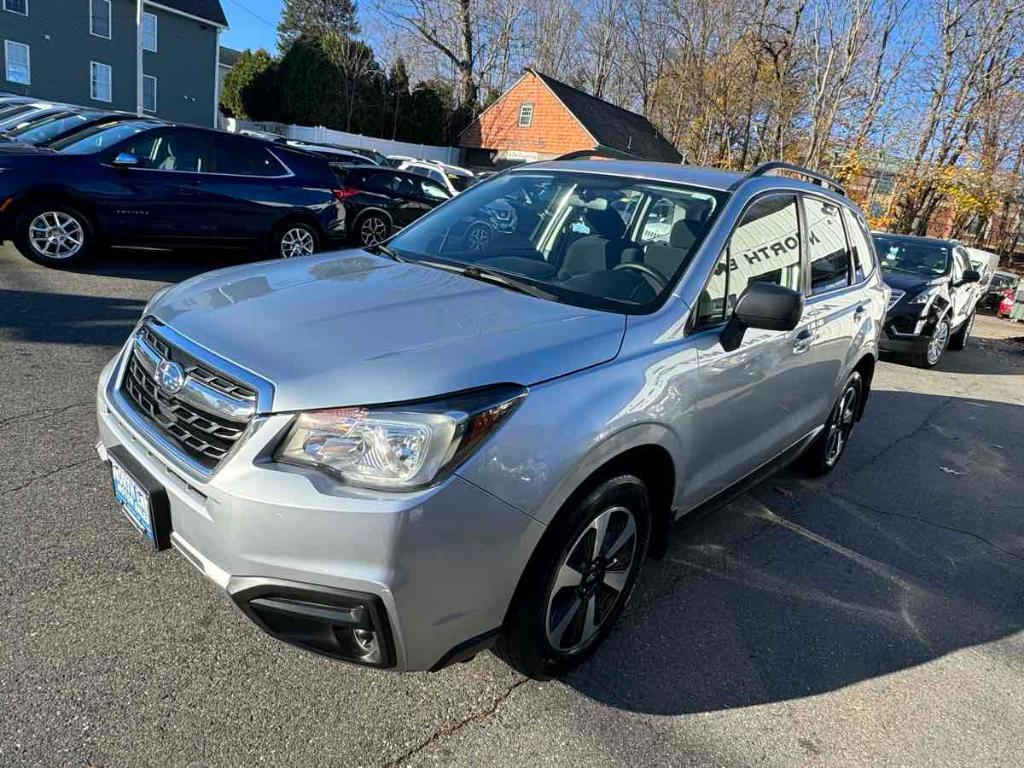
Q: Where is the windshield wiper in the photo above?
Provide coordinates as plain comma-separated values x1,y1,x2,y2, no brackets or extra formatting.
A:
415,259,558,301
369,243,406,262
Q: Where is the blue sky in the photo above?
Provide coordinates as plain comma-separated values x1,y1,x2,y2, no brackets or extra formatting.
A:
220,0,284,53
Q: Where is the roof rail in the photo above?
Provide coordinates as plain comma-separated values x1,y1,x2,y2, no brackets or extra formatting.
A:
555,146,638,162
729,161,846,196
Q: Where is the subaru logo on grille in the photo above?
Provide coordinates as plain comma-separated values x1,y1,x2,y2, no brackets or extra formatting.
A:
156,360,186,395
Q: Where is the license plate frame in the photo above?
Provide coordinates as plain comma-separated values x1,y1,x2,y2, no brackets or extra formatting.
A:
108,444,172,551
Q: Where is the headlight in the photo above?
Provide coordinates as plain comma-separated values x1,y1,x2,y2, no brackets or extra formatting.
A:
274,386,526,490
907,286,942,306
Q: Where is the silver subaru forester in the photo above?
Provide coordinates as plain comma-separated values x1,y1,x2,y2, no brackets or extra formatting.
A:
96,159,887,678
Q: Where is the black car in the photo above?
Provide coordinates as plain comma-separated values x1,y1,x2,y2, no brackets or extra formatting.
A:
332,165,451,246
872,233,982,368
0,121,346,267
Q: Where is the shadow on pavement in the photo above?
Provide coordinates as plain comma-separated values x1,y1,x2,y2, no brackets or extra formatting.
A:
565,389,1024,715
71,248,255,284
0,288,146,348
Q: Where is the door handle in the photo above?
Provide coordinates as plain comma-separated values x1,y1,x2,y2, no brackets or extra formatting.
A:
793,328,814,354
853,304,866,319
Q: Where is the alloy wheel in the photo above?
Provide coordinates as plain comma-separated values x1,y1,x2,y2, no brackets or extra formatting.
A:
825,385,858,467
279,227,315,258
927,320,950,365
29,211,84,260
545,505,638,654
359,216,388,247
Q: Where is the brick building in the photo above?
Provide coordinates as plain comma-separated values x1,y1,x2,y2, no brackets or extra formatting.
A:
459,68,681,168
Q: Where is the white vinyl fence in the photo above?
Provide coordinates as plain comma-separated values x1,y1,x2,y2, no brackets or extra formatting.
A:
224,118,462,165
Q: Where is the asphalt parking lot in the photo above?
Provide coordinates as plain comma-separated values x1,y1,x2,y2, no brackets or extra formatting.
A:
2,244,1023,768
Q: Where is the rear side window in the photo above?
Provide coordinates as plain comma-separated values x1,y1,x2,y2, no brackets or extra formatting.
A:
842,207,875,281
216,137,287,176
697,194,801,326
806,198,852,294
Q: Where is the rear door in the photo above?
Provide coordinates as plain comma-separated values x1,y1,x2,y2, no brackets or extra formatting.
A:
801,195,863,413
207,134,294,242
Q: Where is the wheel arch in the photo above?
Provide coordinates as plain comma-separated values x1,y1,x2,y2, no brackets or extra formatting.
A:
9,188,102,236
851,352,875,421
270,210,325,241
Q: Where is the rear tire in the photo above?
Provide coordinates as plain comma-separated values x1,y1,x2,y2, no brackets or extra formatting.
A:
496,474,651,680
799,371,863,477
270,221,319,259
14,203,94,268
948,311,974,351
909,316,950,368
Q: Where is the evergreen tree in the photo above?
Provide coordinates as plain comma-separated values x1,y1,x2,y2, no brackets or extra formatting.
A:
278,0,359,50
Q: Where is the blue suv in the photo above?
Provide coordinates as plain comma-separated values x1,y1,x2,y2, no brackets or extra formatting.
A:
0,121,346,267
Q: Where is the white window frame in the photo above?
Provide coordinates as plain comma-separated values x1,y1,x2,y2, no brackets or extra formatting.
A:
142,12,158,52
3,0,28,17
518,103,533,128
90,61,112,103
4,40,29,85
90,0,112,39
143,74,157,113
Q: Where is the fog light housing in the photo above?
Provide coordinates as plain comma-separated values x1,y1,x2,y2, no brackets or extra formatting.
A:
228,577,395,668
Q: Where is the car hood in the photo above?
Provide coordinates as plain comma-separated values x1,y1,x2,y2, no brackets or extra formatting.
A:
149,250,626,412
881,270,947,293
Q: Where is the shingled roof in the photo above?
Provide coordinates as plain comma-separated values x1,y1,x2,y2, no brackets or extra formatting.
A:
158,0,228,27
529,69,681,163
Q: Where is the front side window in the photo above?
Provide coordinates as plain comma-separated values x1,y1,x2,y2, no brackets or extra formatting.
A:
90,61,112,102
806,197,852,294
387,171,726,312
696,195,802,326
843,207,875,282
3,0,27,15
142,12,158,52
120,129,213,173
419,178,449,201
4,40,29,84
143,74,157,113
90,0,111,38
518,103,533,127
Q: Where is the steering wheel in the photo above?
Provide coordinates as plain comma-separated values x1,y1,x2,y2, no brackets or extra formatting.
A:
613,262,669,291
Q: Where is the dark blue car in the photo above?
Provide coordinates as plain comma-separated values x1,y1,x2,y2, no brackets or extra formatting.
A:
0,121,346,267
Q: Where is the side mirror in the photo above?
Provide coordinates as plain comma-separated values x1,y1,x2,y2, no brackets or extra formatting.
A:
720,282,804,352
960,269,981,284
112,152,140,168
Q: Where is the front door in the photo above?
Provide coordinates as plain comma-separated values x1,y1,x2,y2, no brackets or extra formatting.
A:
686,193,827,507
101,128,217,245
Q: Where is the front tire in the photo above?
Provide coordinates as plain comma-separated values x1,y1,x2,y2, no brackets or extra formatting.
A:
14,204,93,268
354,212,390,248
799,371,863,476
496,474,651,680
910,316,950,368
948,311,974,351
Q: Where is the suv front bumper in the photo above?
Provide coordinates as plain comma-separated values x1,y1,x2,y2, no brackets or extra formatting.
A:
96,350,545,672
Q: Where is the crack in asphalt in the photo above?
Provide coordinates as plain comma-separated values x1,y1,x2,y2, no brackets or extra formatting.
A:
383,677,530,767
819,486,1024,564
1,457,95,497
0,401,93,431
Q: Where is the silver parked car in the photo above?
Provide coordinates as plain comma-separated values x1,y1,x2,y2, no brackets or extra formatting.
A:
96,159,887,677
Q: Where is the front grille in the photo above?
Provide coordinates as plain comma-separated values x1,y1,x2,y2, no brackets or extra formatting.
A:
119,324,257,471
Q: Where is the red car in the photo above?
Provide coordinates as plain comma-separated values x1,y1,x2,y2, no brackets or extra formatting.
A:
997,288,1015,318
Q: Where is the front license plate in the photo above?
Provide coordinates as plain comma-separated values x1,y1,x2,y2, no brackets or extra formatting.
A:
111,456,154,541
108,445,171,551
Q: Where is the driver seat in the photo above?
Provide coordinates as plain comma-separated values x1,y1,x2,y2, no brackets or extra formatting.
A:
558,207,639,280
641,219,705,281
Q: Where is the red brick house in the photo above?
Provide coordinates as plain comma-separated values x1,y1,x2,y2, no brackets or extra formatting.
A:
459,68,681,167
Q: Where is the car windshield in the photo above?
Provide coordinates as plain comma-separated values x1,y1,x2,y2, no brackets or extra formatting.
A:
874,236,950,277
51,122,152,154
13,112,94,143
386,170,726,312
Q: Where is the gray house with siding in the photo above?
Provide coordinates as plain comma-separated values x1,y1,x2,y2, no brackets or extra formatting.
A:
0,0,226,127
